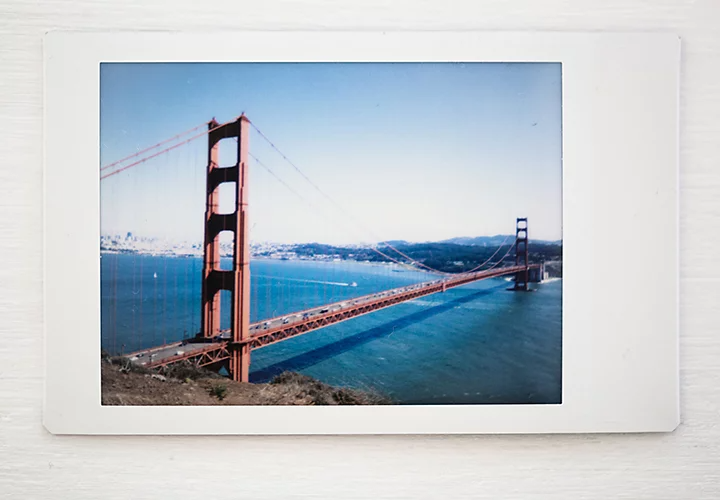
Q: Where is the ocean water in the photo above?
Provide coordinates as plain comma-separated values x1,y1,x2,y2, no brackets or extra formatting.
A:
101,254,562,404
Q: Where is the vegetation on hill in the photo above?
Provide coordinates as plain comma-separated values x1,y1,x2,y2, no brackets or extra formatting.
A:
101,357,391,406
288,241,562,274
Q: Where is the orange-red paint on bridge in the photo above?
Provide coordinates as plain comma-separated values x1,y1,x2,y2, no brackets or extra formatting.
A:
129,264,538,372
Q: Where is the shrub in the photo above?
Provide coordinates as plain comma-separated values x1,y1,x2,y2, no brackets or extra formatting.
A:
270,371,392,405
209,383,228,401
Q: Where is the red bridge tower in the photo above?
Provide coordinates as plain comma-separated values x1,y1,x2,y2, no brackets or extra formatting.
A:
200,115,252,382
513,217,530,291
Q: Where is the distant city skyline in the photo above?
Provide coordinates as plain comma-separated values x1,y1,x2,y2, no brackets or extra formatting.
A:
100,62,562,245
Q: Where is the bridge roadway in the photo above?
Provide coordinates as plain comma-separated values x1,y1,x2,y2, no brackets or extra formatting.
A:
128,264,534,370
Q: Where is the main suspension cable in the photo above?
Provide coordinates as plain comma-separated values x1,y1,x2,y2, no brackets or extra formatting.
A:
484,242,518,271
101,116,241,180
100,121,209,172
248,153,425,271
250,121,513,276
458,234,513,275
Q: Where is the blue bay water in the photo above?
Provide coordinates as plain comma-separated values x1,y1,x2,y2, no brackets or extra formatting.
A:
101,253,562,404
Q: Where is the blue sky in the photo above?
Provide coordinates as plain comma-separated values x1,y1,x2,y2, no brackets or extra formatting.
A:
100,62,562,245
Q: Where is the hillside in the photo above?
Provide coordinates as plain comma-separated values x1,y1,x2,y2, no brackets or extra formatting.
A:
288,240,562,273
101,358,391,406
440,235,563,246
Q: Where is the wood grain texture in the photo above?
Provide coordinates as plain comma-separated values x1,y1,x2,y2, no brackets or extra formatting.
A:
1,0,718,498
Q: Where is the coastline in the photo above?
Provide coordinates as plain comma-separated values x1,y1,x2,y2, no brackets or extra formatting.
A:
101,251,563,279
101,357,392,406
100,250,424,272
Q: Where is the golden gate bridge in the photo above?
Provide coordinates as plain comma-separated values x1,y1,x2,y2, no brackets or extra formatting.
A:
101,114,544,382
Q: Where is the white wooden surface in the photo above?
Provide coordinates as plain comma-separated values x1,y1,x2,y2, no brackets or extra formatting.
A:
0,1,718,498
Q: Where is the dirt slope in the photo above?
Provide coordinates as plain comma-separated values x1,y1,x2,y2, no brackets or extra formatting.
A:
101,360,390,406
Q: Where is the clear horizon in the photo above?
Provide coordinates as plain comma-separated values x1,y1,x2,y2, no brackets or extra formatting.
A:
100,62,563,244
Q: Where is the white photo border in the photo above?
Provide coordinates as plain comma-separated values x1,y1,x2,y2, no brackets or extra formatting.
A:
43,31,679,434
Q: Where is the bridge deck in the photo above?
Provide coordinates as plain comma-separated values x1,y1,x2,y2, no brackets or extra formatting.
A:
128,265,534,370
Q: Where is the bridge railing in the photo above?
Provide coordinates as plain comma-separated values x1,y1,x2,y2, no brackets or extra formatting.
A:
136,263,537,370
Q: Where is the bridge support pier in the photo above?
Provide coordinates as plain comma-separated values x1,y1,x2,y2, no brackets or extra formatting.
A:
512,217,530,292
200,114,252,382
230,344,251,384
527,262,546,283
